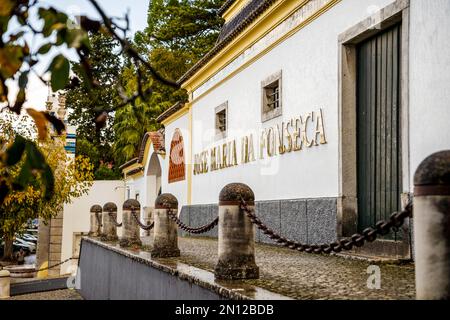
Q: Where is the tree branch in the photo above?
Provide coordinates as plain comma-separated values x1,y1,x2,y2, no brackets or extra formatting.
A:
87,0,180,89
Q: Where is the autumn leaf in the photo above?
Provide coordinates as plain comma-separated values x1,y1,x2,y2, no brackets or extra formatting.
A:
0,45,24,78
48,54,70,91
26,108,48,140
0,0,14,17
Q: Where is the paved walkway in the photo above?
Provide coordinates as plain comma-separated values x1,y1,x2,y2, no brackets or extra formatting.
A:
155,236,415,300
7,289,83,300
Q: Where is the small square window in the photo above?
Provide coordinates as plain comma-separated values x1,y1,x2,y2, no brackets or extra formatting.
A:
261,70,282,122
215,102,228,140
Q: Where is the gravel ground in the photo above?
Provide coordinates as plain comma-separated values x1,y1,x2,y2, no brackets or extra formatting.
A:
164,236,415,300
7,289,83,300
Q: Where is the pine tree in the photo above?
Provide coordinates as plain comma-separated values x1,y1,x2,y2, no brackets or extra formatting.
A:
112,0,225,165
66,33,122,176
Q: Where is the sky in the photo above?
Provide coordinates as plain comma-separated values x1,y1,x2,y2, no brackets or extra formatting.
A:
5,0,150,111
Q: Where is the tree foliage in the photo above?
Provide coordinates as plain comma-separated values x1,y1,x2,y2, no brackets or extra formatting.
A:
112,0,225,165
0,0,179,206
66,33,121,145
0,112,94,260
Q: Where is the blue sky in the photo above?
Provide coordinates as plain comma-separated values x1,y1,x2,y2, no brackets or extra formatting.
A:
7,0,150,111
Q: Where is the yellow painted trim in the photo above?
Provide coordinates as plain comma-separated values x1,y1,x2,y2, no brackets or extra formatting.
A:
161,105,190,127
223,0,250,22
183,0,341,95
182,0,304,91
122,162,141,176
191,0,341,105
187,103,193,205
127,170,144,179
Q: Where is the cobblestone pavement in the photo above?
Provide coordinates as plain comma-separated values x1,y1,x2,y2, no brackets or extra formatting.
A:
7,289,83,300
160,236,415,300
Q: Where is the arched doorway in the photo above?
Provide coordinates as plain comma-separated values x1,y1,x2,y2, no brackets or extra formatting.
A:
144,152,162,236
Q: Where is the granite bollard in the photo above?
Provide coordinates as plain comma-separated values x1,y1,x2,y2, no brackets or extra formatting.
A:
414,150,450,300
89,205,102,237
151,193,180,258
119,199,142,247
214,183,259,280
102,202,119,241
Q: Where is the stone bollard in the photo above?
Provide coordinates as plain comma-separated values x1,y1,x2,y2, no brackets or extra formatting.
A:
119,199,142,247
102,202,119,241
89,205,102,237
414,150,450,300
0,269,11,299
151,194,180,258
214,183,259,280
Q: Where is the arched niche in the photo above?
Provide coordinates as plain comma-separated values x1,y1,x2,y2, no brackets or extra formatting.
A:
168,129,185,183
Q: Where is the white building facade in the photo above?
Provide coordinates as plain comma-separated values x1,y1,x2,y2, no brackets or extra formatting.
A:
121,0,450,258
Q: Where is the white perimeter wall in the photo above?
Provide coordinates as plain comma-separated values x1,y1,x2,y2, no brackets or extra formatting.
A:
409,0,450,188
61,180,125,274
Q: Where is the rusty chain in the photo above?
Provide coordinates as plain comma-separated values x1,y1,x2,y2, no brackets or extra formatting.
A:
239,198,413,254
108,211,122,227
131,209,154,231
167,208,218,234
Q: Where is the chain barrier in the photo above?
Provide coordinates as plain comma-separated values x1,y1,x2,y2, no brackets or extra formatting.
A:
9,257,75,274
131,209,154,231
239,198,413,254
108,211,122,227
167,208,218,234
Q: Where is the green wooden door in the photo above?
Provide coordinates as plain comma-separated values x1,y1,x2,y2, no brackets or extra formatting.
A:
356,24,402,236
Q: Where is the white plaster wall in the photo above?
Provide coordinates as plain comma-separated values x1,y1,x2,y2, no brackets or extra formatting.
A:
60,180,125,274
162,115,190,207
408,0,450,189
191,0,396,204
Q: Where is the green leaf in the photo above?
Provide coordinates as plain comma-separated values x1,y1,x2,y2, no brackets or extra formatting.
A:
0,0,14,16
0,45,24,78
42,164,55,200
11,88,26,114
48,54,70,91
14,160,32,189
38,43,52,55
18,71,29,89
5,135,26,166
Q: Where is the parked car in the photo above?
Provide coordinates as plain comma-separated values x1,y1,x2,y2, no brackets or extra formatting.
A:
13,241,31,254
14,238,36,253
1,239,32,256
19,233,38,244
